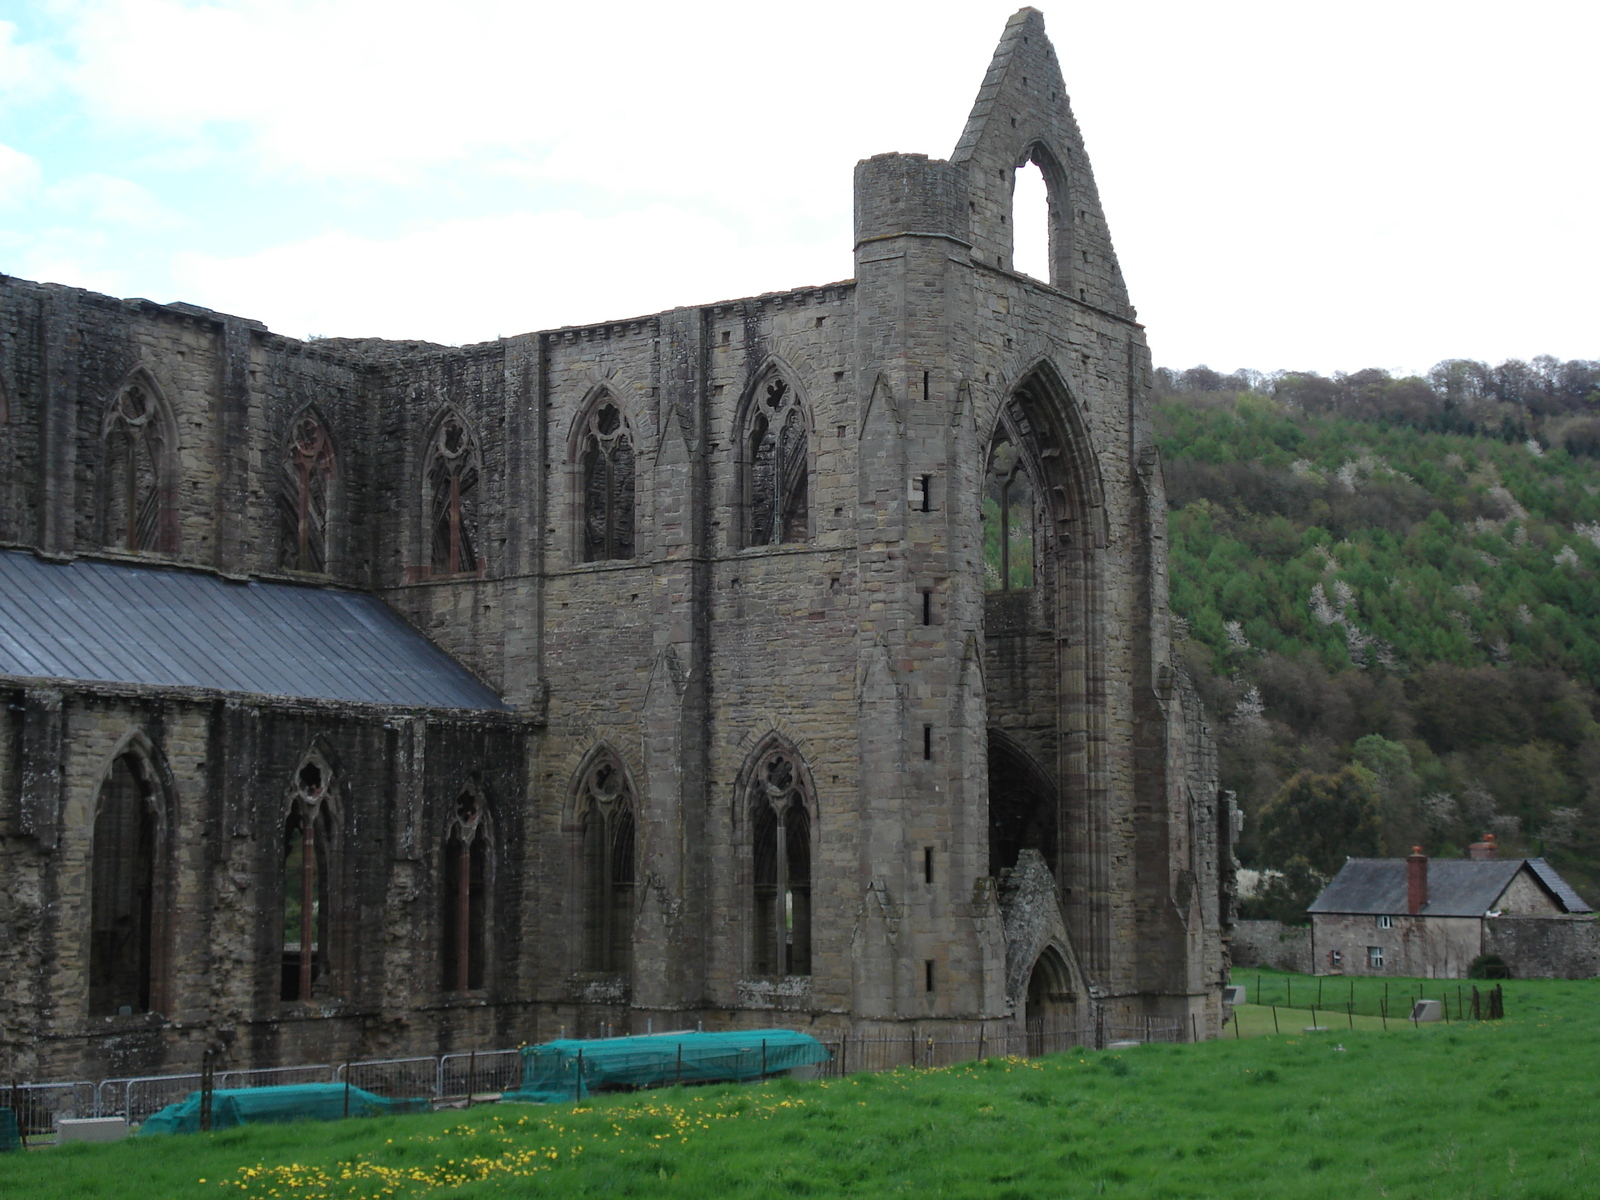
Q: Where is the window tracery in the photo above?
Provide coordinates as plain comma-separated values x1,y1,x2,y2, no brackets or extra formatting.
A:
89,752,159,1016
747,744,812,977
983,409,1036,591
744,374,808,546
426,412,481,575
441,789,489,992
280,412,336,573
578,396,635,562
576,752,635,976
282,756,335,1002
103,378,172,553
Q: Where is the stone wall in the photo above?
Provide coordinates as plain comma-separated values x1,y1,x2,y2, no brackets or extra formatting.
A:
1484,916,1600,979
0,9,1227,1082
1230,920,1313,974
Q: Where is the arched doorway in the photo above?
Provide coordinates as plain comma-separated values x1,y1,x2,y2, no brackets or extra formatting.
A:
988,733,1057,878
1024,945,1077,1054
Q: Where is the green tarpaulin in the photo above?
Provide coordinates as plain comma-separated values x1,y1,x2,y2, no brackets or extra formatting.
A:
0,1107,19,1152
138,1083,428,1136
502,1029,830,1104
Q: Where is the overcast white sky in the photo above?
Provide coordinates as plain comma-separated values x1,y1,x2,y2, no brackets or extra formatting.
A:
1,0,1594,375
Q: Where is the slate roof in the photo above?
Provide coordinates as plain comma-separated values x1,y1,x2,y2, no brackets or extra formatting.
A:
1308,856,1593,916
0,548,509,711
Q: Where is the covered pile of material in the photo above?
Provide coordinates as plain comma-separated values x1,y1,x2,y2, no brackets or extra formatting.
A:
503,1030,830,1104
138,1083,428,1135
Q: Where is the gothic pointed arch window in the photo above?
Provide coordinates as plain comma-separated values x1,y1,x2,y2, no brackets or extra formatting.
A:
576,394,636,561
575,750,636,976
280,411,336,573
743,372,809,546
441,788,490,992
425,410,482,576
983,404,1037,591
745,742,813,977
281,754,337,1002
102,374,175,553
89,751,163,1016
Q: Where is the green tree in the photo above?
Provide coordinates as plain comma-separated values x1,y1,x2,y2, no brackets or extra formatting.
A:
1257,766,1383,876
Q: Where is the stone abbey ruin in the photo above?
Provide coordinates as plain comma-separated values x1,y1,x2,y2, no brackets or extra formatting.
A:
0,9,1230,1085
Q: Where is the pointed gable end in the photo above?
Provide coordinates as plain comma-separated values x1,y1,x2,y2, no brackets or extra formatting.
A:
952,7,1132,317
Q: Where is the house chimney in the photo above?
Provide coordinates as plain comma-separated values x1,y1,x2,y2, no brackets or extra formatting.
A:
1468,832,1498,861
1407,847,1428,914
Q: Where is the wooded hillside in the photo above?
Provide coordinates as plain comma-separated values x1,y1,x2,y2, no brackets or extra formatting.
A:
1154,358,1600,913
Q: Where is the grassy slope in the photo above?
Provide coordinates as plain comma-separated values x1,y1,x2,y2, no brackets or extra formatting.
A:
6,977,1597,1200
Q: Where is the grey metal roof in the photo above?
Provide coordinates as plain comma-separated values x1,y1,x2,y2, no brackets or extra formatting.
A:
0,548,508,711
1525,858,1594,913
1310,857,1528,917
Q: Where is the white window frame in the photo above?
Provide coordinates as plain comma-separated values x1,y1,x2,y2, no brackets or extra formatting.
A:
1377,914,1394,929
1367,945,1385,969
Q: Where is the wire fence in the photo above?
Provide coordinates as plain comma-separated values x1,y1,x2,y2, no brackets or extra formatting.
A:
9,1012,1186,1135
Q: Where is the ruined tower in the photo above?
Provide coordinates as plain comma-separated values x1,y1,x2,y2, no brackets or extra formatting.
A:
0,9,1227,1086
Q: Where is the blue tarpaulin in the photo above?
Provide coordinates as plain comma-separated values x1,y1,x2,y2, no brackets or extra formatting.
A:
503,1030,830,1104
138,1083,428,1135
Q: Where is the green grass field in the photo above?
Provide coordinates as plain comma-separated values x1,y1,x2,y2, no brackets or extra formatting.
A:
4,974,1596,1199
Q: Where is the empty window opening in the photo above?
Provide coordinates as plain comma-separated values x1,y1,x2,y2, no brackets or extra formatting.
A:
745,374,809,546
1012,160,1051,282
750,747,812,977
983,431,1035,591
925,960,936,993
579,397,636,562
924,846,935,885
442,790,489,992
89,753,158,1017
281,413,336,573
578,754,635,976
282,763,334,1002
988,734,1058,877
923,371,930,401
721,330,731,344
922,589,932,626
426,413,481,576
920,474,932,513
923,725,933,761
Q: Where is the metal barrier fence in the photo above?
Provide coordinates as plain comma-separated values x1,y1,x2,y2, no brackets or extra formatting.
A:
16,1014,1186,1132
7,1082,95,1139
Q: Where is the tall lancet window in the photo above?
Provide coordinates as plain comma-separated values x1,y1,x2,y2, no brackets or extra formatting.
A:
578,396,635,561
103,377,173,553
748,744,812,977
426,412,482,575
983,427,1035,591
745,374,808,545
88,752,160,1016
576,752,635,976
441,789,489,992
281,757,336,1002
280,412,336,573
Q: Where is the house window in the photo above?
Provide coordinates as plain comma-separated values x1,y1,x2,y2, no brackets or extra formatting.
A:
577,396,636,562
747,742,813,977
1367,946,1385,970
577,752,636,976
280,412,336,573
425,411,482,575
1377,915,1394,930
743,373,809,546
441,789,489,992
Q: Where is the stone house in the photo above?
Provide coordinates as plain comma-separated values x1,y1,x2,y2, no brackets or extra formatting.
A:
0,8,1229,1086
1308,840,1596,979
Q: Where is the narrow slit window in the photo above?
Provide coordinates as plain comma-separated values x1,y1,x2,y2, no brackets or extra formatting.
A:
922,590,932,626
920,474,932,513
925,960,936,993
923,846,934,885
923,725,933,761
